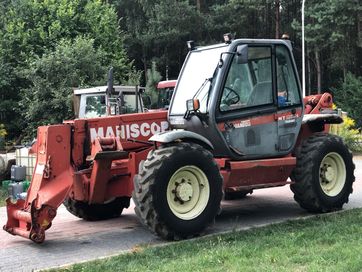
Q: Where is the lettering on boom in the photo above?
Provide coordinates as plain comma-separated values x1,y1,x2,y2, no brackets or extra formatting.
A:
90,121,169,141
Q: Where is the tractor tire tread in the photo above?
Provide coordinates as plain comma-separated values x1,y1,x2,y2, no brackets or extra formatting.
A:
64,196,130,221
290,133,355,212
133,142,222,240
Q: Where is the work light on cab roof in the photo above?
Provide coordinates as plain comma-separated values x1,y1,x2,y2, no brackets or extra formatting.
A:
187,40,195,51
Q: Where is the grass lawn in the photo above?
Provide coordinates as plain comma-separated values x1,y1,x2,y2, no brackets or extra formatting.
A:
0,185,7,207
51,208,362,272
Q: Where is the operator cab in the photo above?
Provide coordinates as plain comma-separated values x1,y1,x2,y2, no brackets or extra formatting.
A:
74,85,145,119
156,80,177,109
168,38,303,160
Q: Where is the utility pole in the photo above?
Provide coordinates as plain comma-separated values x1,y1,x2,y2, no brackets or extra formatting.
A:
275,0,280,39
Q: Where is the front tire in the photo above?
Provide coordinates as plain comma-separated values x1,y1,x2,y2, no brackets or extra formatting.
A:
291,133,355,212
133,142,223,240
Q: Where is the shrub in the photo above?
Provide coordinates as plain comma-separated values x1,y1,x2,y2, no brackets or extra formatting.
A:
332,116,362,152
0,124,7,150
0,124,6,138
333,73,362,128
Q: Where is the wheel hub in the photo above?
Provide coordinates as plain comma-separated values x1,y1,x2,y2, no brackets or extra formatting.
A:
175,180,193,202
166,165,210,220
324,166,335,182
319,152,346,197
320,164,335,184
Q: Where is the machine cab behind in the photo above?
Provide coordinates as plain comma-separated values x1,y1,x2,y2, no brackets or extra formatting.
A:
156,80,177,109
73,85,145,119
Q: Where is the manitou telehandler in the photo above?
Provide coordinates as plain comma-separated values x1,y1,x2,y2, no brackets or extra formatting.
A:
4,37,355,243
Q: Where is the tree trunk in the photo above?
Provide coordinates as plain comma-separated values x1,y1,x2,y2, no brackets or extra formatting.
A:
142,48,147,84
315,49,321,94
275,0,280,39
196,0,205,12
358,14,362,48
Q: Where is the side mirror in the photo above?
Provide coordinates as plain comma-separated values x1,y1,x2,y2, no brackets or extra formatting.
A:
236,45,248,64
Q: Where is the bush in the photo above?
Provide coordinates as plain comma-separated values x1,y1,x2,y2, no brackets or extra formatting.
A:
18,37,108,140
332,116,362,152
333,73,362,128
0,124,7,150
0,124,6,138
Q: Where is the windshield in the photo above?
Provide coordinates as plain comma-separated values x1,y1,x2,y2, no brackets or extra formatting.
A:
122,93,142,113
84,95,106,118
169,45,227,115
157,87,174,109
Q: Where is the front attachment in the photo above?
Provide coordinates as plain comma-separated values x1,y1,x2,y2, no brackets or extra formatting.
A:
3,125,73,243
4,199,57,243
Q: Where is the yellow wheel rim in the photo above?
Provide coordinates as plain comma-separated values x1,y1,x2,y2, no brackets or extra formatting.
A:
319,152,346,197
166,165,210,220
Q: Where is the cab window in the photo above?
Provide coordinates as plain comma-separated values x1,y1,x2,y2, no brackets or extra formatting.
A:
122,93,141,113
276,45,301,107
84,95,106,118
220,47,273,112
157,87,174,109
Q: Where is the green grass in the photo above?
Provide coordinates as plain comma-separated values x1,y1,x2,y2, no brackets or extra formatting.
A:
0,185,7,207
50,208,362,272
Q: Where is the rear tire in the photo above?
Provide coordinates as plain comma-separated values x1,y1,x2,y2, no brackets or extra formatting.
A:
133,142,223,240
64,197,130,221
290,133,355,212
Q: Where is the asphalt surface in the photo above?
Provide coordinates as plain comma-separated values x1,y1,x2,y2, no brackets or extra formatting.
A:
0,157,361,272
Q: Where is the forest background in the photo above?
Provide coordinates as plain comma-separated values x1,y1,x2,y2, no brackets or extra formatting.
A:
0,0,361,143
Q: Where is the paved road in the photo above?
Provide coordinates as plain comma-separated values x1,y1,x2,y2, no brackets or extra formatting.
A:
0,157,361,272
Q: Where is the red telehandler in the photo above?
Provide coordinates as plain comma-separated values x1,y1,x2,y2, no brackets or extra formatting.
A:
4,37,354,243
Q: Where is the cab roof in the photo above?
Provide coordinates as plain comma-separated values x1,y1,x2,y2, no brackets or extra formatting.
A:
157,80,177,89
73,85,144,95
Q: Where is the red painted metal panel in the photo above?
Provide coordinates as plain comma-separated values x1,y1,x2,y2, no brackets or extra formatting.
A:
4,125,73,242
157,80,177,89
303,93,332,114
26,125,73,209
84,111,168,146
229,156,296,169
222,157,296,188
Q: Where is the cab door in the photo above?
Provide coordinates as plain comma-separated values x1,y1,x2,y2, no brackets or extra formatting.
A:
274,45,303,153
215,44,302,159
